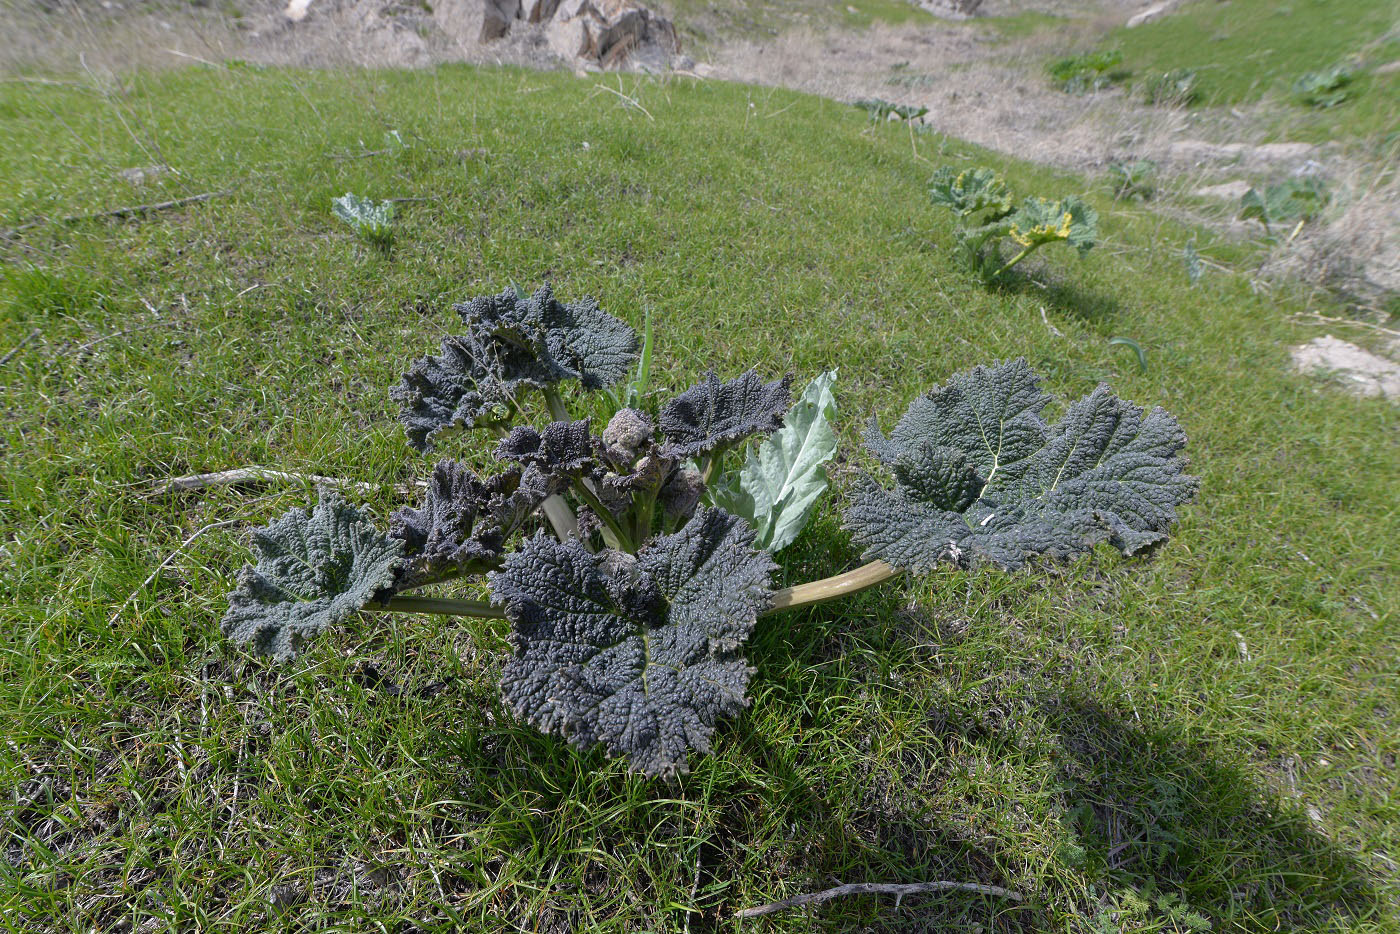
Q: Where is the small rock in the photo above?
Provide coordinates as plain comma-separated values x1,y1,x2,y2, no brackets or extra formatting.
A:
1126,0,1178,28
268,884,306,910
118,165,168,185
1195,180,1251,200
1291,335,1400,400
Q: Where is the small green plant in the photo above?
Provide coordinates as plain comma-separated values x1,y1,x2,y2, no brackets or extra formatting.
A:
1047,49,1127,93
1238,177,1329,236
1292,66,1353,108
853,98,929,122
1108,160,1157,201
930,165,1099,280
1140,67,1199,106
1183,238,1203,285
332,192,395,249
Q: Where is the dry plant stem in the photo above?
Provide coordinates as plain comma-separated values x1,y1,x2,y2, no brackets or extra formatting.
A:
372,560,903,620
762,560,899,616
147,466,417,497
3,190,233,239
370,595,504,619
734,880,1024,919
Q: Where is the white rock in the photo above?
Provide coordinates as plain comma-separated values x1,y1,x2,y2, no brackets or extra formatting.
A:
1195,180,1251,200
1126,1,1177,28
1292,336,1400,400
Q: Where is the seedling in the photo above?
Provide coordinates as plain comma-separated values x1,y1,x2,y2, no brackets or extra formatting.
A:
1140,68,1199,107
332,192,395,249
853,98,929,122
929,165,1099,280
1108,160,1156,201
217,285,1197,779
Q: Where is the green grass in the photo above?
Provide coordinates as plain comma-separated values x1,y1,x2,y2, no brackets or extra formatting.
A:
1104,0,1400,143
1,65,1397,932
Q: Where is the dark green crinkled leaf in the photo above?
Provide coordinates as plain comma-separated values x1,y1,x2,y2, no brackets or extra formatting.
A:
495,419,597,477
222,491,403,661
659,370,792,459
389,461,546,590
846,359,1198,573
392,285,638,452
490,508,775,778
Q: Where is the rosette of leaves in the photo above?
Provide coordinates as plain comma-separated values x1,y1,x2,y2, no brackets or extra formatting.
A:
491,508,775,778
214,279,1201,782
1141,68,1199,107
392,284,639,451
1047,49,1127,93
1108,160,1156,201
844,359,1197,572
854,98,929,122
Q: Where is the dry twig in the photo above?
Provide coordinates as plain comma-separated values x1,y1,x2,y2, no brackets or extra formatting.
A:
146,466,422,498
0,329,41,366
735,880,1024,919
2,190,232,239
1292,311,1400,339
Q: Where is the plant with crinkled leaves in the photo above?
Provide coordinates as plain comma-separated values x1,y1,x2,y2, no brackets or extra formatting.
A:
216,284,1196,779
930,164,1099,282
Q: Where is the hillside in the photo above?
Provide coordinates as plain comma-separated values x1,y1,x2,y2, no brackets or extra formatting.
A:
2,64,1398,930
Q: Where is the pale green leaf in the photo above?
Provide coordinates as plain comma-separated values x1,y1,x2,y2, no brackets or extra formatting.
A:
725,370,839,552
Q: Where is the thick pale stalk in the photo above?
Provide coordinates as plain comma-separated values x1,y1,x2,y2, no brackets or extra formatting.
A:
491,418,578,541
992,243,1036,278
762,560,900,616
369,595,506,619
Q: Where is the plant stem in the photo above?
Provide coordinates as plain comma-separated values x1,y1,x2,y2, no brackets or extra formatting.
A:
762,560,900,616
540,495,581,542
492,421,579,542
542,386,572,423
368,595,506,619
375,562,902,621
992,243,1036,278
571,478,633,552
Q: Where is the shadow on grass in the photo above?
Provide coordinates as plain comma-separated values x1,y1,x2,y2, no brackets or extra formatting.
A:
1030,691,1383,932
992,263,1123,332
726,564,1384,932
713,729,1045,933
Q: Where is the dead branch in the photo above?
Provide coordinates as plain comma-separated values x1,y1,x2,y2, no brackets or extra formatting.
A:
109,518,242,624
1292,312,1400,339
64,189,232,224
146,466,422,498
1,190,232,240
734,880,1024,919
0,329,41,366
